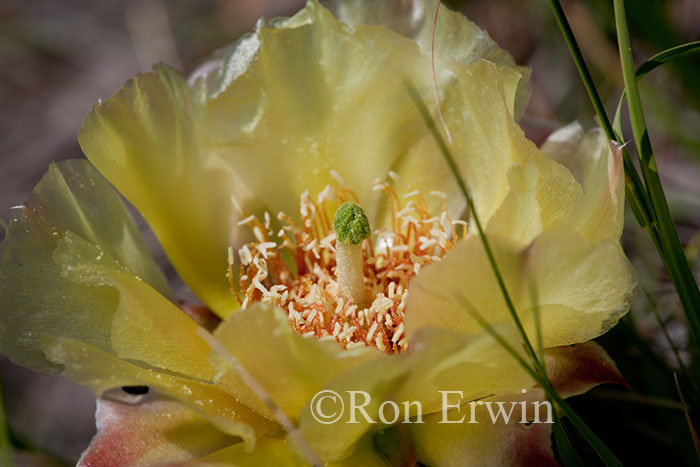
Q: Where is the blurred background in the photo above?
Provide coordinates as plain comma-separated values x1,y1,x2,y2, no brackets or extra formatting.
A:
0,0,698,465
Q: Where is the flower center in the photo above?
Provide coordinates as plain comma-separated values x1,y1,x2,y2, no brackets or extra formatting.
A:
229,175,465,354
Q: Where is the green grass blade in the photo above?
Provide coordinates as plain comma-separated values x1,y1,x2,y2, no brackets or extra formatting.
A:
403,79,539,366
637,42,700,79
550,397,622,467
530,283,546,371
642,285,700,408
673,373,700,462
0,375,11,467
546,0,613,139
643,285,692,383
614,41,700,153
614,41,700,139
548,0,657,236
614,0,700,348
612,97,624,141
618,316,677,389
610,114,658,238
553,420,585,467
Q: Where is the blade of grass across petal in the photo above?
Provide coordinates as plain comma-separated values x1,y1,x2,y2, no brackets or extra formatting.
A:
407,81,621,464
544,307,582,467
614,0,700,349
453,293,623,467
530,282,545,372
403,79,538,367
533,278,577,465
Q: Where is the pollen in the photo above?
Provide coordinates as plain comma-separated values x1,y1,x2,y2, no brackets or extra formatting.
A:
228,179,466,354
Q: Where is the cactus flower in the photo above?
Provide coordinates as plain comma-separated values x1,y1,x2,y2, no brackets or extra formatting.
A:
0,1,635,465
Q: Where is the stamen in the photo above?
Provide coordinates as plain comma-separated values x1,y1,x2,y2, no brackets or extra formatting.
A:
229,181,464,353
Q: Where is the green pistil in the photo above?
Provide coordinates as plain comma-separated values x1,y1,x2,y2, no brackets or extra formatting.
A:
333,202,370,306
333,202,370,245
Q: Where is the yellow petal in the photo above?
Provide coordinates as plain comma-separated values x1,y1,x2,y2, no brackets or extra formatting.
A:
396,326,533,414
195,1,529,226
53,231,215,380
296,353,405,461
409,388,558,467
78,64,239,317
541,122,625,242
178,435,388,467
392,59,527,222
405,234,522,337
328,0,529,118
327,435,390,467
78,0,530,319
44,337,277,447
207,303,413,462
78,394,234,466
484,134,583,247
441,59,528,222
487,122,625,247
197,2,436,226
176,438,304,467
0,161,169,373
519,229,635,346
210,303,385,419
405,229,635,347
296,326,531,462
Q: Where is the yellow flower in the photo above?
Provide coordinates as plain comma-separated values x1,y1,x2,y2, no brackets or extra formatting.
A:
0,1,635,465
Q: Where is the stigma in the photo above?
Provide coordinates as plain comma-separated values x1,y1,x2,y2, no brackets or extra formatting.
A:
333,201,371,307
228,177,465,354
